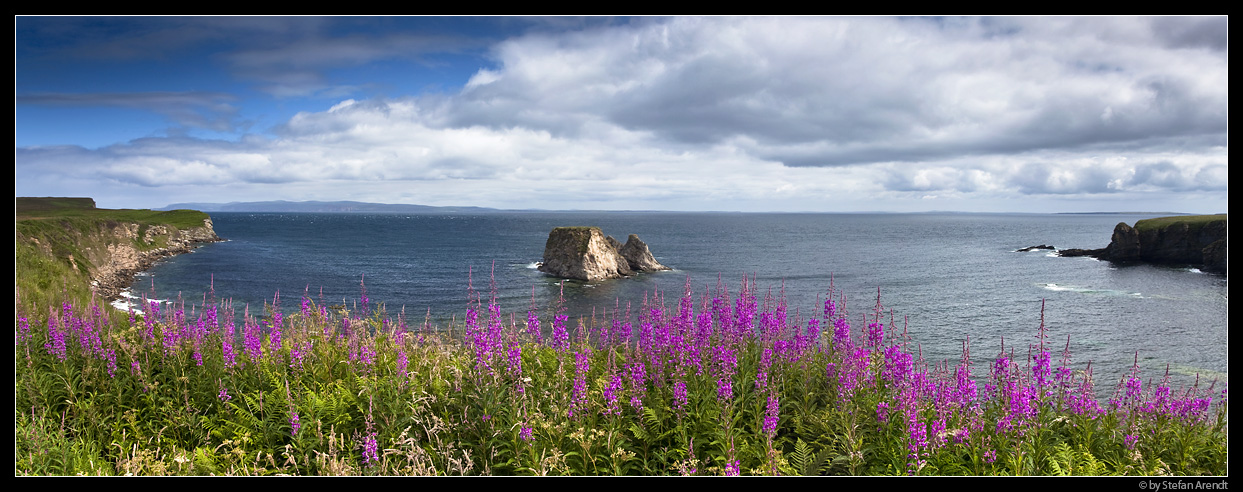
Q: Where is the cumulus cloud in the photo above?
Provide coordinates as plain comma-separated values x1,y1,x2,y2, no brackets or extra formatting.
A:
14,16,1229,212
443,17,1226,166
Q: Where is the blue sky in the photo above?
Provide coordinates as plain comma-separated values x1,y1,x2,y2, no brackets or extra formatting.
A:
15,16,1228,213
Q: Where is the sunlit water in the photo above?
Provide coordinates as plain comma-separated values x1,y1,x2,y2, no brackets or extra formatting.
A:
128,212,1227,391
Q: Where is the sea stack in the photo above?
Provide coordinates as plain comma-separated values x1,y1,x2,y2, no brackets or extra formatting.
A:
538,227,670,281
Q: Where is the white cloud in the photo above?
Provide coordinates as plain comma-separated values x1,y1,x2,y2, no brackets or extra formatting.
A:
14,16,1228,213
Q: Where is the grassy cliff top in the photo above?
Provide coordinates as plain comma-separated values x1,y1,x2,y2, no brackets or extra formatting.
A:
550,226,602,233
1133,214,1227,233
17,197,210,229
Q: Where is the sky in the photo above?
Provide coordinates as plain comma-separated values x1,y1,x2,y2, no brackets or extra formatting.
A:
14,16,1229,213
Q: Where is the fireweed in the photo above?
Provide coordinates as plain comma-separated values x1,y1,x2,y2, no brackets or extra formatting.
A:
13,274,1228,476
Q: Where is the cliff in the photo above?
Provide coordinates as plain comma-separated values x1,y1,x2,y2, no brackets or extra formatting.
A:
537,227,670,281
15,198,224,307
85,219,223,300
1058,215,1226,275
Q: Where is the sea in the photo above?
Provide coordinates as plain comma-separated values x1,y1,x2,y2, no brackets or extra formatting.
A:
124,211,1228,392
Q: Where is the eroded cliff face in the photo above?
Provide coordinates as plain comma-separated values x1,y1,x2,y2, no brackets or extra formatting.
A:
79,218,223,300
537,227,669,281
1059,216,1226,275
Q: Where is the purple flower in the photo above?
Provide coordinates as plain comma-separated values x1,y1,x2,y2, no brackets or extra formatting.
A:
519,425,533,444
526,309,542,343
291,341,311,371
832,318,852,351
290,411,301,436
270,312,283,353
44,316,67,361
363,431,379,467
883,344,913,387
218,387,231,402
568,351,590,418
16,315,30,346
754,347,773,391
506,342,522,378
627,362,647,413
603,373,624,416
673,380,689,413
867,321,884,348
222,322,237,368
396,348,409,377
717,377,734,402
551,314,570,352
763,394,779,438
243,318,263,362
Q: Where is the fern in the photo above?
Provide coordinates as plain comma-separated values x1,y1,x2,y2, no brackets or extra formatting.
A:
787,438,814,475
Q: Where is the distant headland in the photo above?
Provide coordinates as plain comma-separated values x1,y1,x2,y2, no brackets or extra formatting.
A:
1054,214,1227,275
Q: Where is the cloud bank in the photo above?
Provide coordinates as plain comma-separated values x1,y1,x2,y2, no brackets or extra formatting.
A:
15,16,1228,212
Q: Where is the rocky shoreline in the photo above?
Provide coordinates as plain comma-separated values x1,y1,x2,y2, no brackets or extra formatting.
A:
89,219,224,301
1030,215,1226,275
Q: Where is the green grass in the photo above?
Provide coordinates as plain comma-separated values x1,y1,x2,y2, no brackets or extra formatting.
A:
1132,214,1226,233
15,197,98,213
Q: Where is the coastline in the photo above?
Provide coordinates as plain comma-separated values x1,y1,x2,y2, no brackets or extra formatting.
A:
89,219,224,304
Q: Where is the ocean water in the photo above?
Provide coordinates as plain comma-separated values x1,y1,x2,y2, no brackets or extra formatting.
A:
127,211,1228,390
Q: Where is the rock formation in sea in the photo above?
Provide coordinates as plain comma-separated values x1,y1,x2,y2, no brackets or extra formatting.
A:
1016,245,1057,252
1057,215,1227,275
537,227,670,281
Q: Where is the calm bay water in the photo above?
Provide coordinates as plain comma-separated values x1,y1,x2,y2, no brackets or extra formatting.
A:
128,211,1228,390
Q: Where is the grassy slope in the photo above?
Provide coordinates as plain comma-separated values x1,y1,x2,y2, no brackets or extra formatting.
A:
15,197,213,314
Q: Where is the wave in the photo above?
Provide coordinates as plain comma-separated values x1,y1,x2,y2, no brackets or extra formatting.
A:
111,289,145,314
1040,283,1142,298
110,288,177,314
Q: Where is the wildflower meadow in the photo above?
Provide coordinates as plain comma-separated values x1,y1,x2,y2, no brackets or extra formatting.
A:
14,271,1228,476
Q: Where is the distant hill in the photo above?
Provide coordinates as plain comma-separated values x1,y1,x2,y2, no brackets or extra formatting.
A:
158,200,507,214
1055,212,1201,216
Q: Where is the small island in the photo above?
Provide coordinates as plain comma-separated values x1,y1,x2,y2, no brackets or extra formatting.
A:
537,226,670,281
1057,214,1226,275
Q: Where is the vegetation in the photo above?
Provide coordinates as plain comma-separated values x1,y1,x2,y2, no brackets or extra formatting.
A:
1132,214,1227,233
12,200,1228,476
14,273,1228,476
15,197,213,317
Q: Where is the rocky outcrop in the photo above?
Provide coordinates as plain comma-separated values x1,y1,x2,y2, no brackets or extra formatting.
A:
87,218,223,300
1016,245,1056,252
537,227,670,281
1058,216,1226,275
619,234,668,273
